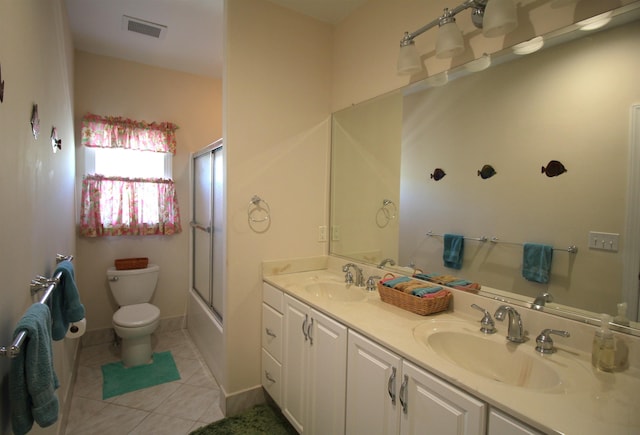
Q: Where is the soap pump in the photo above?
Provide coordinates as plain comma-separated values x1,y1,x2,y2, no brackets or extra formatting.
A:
592,313,615,372
614,302,630,326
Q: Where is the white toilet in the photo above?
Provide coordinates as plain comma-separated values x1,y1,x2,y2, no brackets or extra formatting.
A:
107,264,161,367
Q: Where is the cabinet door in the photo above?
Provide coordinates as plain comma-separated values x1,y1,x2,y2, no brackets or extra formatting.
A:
282,295,309,433
488,409,543,435
346,330,401,435
307,309,347,435
400,360,486,435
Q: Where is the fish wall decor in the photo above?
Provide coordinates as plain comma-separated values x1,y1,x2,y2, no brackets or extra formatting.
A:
430,168,446,181
477,164,496,180
542,160,567,177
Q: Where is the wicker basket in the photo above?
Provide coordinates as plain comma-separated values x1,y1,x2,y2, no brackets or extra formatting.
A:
115,257,149,270
378,281,451,316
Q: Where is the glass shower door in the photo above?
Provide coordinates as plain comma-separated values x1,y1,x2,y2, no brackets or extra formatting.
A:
191,142,224,321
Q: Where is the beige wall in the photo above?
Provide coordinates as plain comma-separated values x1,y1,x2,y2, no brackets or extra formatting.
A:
73,52,222,331
223,0,332,394
331,0,635,111
0,1,76,434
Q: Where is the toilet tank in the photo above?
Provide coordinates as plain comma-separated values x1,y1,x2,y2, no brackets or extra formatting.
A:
107,264,160,306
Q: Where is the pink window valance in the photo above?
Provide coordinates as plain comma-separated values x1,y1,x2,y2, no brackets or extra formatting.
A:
81,113,178,155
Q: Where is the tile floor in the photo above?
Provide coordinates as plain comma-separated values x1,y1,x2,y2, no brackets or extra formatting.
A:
64,329,225,435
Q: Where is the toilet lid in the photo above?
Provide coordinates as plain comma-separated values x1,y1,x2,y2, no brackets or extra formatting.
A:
113,303,160,327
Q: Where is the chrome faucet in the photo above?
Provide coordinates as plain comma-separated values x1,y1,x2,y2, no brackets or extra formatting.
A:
532,292,553,310
378,258,396,269
342,263,365,287
494,305,526,343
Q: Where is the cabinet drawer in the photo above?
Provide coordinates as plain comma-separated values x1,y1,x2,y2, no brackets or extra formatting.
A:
262,303,283,361
262,348,282,406
263,282,284,312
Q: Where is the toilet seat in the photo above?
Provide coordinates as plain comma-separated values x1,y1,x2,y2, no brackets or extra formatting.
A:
113,303,160,328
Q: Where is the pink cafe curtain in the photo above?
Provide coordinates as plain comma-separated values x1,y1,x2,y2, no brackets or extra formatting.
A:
80,175,182,237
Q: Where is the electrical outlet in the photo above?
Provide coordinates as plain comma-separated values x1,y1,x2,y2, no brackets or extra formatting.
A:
588,231,619,252
332,225,341,241
318,226,327,242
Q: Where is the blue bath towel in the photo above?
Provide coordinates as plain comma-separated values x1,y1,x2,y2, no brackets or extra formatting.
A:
382,276,411,287
9,304,60,435
411,286,443,297
443,234,464,270
50,260,85,341
522,243,553,283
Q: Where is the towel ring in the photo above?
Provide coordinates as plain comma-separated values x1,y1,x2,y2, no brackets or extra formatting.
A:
381,199,397,220
376,199,397,228
248,195,270,223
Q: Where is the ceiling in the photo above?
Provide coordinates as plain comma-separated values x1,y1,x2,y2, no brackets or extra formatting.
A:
64,0,367,79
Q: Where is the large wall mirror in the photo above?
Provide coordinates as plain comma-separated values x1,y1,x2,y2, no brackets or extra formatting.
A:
330,3,640,333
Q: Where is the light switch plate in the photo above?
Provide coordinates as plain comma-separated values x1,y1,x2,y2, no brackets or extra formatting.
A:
588,231,619,251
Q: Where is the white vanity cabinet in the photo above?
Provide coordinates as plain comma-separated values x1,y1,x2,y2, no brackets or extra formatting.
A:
282,293,347,435
347,330,486,435
488,409,544,435
261,283,284,406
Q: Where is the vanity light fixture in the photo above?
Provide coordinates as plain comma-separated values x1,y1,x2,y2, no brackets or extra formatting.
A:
512,36,544,55
464,53,491,71
397,0,518,75
577,11,613,31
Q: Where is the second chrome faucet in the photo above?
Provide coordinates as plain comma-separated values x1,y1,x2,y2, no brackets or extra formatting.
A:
494,305,526,343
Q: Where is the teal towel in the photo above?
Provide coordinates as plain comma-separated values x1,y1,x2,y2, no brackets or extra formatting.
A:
522,243,553,283
443,234,464,270
50,260,85,341
382,276,411,287
9,304,60,435
411,286,443,297
413,273,438,281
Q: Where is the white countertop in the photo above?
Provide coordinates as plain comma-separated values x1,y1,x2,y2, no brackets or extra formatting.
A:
263,259,640,435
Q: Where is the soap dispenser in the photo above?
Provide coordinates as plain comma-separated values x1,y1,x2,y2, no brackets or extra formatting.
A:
614,302,630,326
592,313,615,372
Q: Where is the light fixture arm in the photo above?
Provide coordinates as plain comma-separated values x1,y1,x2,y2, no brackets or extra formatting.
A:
400,0,488,46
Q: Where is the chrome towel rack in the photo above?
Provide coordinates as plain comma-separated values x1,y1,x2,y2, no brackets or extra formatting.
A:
426,231,488,242
1,254,73,359
490,237,578,254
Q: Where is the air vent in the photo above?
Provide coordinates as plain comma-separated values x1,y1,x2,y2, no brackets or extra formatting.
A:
122,15,167,39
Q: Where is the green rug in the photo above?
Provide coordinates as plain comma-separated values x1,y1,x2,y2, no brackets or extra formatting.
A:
190,404,297,435
101,351,181,399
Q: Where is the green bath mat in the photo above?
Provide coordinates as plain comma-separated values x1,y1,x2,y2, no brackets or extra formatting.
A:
190,404,297,435
101,351,181,399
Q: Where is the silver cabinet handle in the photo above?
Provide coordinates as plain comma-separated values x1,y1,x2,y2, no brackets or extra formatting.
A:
387,366,397,405
265,328,277,338
265,371,276,383
399,374,408,414
302,314,309,341
307,318,314,346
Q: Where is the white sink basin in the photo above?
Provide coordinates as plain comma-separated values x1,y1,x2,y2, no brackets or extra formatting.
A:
304,282,367,302
414,321,563,392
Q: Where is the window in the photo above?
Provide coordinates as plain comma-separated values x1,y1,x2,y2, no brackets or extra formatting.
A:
79,113,182,237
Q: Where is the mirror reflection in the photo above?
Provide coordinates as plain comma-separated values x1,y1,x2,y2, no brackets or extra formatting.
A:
330,5,640,330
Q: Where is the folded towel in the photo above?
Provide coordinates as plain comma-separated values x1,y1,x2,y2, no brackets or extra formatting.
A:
411,286,443,297
522,243,553,283
443,234,464,270
50,260,86,341
422,289,450,299
9,304,60,435
413,273,439,281
382,276,411,288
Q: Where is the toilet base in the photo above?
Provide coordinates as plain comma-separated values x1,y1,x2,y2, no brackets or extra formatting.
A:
121,335,153,367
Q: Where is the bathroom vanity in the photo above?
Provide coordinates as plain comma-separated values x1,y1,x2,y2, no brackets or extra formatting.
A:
261,256,640,435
